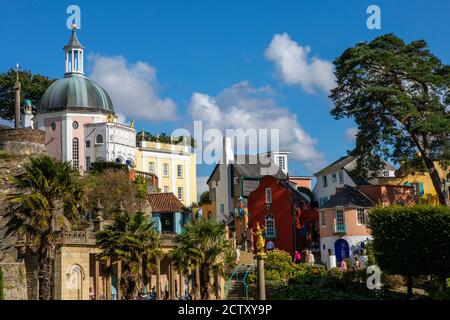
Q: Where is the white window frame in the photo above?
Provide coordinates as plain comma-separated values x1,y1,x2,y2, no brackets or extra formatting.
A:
332,173,337,183
163,163,169,177
163,186,169,193
339,171,344,184
85,156,91,170
177,164,183,178
320,210,326,227
357,208,366,226
265,214,276,238
265,188,272,204
177,187,183,201
149,162,155,174
72,138,79,170
335,209,345,226
276,156,286,171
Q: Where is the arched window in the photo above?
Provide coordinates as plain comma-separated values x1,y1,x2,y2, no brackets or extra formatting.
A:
72,138,79,170
115,157,123,164
265,214,276,239
96,134,103,144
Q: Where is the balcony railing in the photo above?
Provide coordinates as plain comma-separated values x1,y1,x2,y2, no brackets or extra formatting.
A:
333,223,346,234
160,232,177,247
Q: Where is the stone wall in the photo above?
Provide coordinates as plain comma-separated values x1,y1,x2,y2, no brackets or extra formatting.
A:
0,262,28,300
0,128,45,156
0,128,46,300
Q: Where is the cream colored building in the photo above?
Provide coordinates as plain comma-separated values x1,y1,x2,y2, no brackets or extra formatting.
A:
135,140,197,206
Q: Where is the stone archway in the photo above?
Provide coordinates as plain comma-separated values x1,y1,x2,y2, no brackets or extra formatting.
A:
66,264,84,300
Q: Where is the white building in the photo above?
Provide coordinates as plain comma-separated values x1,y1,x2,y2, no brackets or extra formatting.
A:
313,155,396,208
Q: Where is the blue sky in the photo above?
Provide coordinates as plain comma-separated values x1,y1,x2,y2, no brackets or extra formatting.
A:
1,0,449,192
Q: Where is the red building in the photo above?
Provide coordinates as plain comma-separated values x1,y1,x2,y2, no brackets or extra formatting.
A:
248,175,319,255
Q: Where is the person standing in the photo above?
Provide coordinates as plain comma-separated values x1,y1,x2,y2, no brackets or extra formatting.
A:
340,259,348,272
246,223,254,253
294,251,302,264
308,251,315,265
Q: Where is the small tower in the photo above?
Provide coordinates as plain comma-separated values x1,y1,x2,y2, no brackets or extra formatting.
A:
64,24,84,76
21,99,34,128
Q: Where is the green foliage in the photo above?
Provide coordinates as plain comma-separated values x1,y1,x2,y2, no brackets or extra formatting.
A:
330,33,450,204
199,191,210,205
174,219,234,299
0,266,4,300
369,205,450,280
96,212,161,299
89,161,128,173
137,131,197,148
134,175,148,200
270,265,384,300
82,168,142,219
4,155,84,299
0,69,54,120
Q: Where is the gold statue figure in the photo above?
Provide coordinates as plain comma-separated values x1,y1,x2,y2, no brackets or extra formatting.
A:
255,222,265,255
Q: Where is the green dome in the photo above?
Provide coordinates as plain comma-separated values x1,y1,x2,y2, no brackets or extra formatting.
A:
37,74,114,113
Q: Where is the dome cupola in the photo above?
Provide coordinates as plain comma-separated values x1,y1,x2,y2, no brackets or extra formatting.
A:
37,26,115,114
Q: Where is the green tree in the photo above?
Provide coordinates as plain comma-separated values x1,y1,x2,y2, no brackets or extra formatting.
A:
82,168,142,219
330,34,450,206
96,212,161,299
0,69,54,120
4,155,84,300
369,205,450,298
174,219,235,300
199,191,210,205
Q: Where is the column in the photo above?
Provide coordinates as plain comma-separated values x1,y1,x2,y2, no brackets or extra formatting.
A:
106,259,112,300
179,271,185,298
156,257,161,299
94,259,100,300
257,255,266,300
117,261,122,300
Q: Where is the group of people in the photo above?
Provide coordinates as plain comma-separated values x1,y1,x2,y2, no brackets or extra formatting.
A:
293,249,315,265
339,256,361,272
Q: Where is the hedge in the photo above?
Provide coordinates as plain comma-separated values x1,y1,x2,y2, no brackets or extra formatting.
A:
89,162,129,173
369,205,450,295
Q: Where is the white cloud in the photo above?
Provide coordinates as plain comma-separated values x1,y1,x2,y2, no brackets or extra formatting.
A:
346,127,358,141
265,33,336,94
196,176,209,201
89,55,177,122
188,81,325,171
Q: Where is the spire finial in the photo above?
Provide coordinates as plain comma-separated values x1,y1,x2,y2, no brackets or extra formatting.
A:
71,23,77,31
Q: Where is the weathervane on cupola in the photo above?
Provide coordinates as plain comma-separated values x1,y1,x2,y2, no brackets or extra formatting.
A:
64,24,85,76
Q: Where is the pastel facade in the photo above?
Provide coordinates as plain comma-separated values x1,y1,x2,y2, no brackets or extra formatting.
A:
393,162,450,204
135,140,197,206
313,155,396,209
33,28,135,171
248,175,319,255
319,184,416,264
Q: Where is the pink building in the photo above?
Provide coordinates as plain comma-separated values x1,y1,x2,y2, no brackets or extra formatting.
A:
319,184,416,264
33,27,135,170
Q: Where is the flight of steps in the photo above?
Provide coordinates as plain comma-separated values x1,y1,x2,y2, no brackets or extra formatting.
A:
226,252,256,300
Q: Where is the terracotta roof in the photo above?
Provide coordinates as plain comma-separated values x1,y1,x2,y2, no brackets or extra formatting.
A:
148,192,189,213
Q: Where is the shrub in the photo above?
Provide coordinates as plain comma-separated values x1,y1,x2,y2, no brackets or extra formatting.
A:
369,205,450,296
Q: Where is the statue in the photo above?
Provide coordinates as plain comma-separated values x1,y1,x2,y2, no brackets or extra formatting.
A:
255,222,265,255
107,113,115,123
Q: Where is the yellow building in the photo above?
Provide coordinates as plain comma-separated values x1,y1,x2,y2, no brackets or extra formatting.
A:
393,162,449,204
135,140,197,206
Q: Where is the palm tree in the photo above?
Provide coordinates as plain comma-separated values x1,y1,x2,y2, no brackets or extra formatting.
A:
4,155,84,300
174,219,236,300
96,212,161,299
